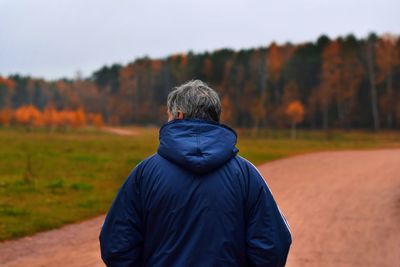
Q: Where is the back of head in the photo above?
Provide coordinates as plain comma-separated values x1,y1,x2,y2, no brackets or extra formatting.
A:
167,80,221,122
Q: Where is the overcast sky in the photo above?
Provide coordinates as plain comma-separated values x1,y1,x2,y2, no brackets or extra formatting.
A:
0,0,399,80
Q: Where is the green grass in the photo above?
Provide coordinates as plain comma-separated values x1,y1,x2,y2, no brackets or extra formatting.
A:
0,127,158,241
0,126,399,241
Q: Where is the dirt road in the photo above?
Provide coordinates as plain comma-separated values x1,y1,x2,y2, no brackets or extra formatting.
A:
101,127,140,136
0,149,399,266
259,149,400,267
0,215,105,267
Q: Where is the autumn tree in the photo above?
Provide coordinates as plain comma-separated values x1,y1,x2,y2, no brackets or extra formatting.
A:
169,54,188,84
286,100,305,139
220,96,234,125
74,107,87,128
281,81,300,110
250,92,267,132
267,43,284,104
0,108,13,126
363,34,380,130
43,105,61,130
375,34,399,128
1,33,399,130
319,41,341,129
14,105,43,129
91,114,104,128
282,42,323,128
59,110,72,129
201,57,213,81
336,36,364,128
0,77,16,108
116,65,138,123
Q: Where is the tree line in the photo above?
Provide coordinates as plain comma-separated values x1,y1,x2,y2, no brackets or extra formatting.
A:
0,105,103,130
0,33,399,130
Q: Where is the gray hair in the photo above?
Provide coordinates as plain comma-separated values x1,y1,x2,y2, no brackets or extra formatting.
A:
167,80,221,122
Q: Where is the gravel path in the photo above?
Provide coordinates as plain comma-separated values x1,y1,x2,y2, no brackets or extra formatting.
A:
0,216,105,267
259,149,400,267
101,127,140,136
1,149,399,267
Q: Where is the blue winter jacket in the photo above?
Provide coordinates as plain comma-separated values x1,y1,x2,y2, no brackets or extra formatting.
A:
99,119,291,267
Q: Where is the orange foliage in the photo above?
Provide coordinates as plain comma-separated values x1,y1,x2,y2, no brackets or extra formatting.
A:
8,105,102,129
87,113,104,128
14,105,43,127
151,60,163,72
59,110,82,128
0,108,13,126
0,77,16,90
74,108,86,127
322,41,341,86
267,43,284,83
180,54,187,66
286,100,305,124
43,106,59,127
170,53,187,65
220,96,234,124
55,80,69,91
201,58,213,79
319,41,342,114
375,34,398,83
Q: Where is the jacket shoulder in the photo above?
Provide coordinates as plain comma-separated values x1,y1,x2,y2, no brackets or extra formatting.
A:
132,153,159,170
232,155,264,178
123,154,159,182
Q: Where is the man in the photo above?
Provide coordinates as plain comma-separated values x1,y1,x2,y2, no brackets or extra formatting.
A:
99,80,291,267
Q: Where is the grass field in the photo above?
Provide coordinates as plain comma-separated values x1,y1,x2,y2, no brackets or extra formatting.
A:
1,126,400,241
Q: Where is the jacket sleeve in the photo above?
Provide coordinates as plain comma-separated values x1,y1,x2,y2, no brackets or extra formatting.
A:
99,166,144,267
245,162,292,267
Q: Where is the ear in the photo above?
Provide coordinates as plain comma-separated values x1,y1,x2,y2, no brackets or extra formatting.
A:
176,111,184,120
167,110,174,122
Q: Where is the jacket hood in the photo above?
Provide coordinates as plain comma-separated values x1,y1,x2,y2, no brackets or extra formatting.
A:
157,119,238,174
